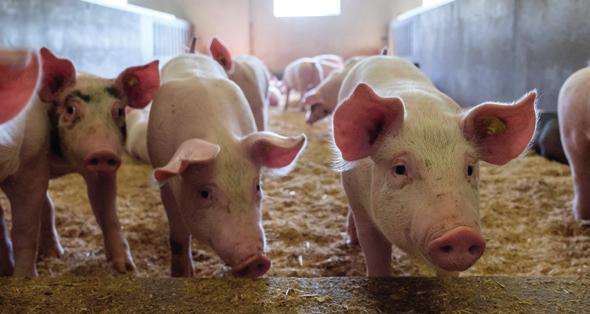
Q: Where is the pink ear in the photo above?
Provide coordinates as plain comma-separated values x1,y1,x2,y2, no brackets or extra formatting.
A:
209,37,233,72
332,83,405,161
0,49,40,123
38,47,76,102
153,139,220,182
462,90,537,165
242,132,307,168
115,60,160,109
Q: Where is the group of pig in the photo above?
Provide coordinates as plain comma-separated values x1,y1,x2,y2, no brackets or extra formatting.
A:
0,38,588,280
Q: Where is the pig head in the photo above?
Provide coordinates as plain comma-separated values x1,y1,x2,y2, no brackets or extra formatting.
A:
334,82,537,274
39,48,159,176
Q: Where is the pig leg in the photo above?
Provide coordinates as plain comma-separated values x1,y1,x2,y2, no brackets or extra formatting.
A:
84,175,135,273
284,88,291,112
346,207,359,245
352,205,392,277
37,192,64,259
570,154,590,221
0,204,14,276
1,169,48,276
161,184,194,277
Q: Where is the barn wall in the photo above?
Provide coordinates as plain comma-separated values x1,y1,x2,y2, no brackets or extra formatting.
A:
129,0,422,73
391,0,590,111
0,0,191,78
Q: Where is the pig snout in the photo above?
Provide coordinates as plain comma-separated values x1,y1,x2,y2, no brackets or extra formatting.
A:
84,151,121,173
426,226,485,271
231,254,271,278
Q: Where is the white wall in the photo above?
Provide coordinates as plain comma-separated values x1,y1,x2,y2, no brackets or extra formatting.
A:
128,0,421,73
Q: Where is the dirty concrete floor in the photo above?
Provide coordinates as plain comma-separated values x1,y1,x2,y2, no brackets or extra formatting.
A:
1,276,588,313
1,108,589,278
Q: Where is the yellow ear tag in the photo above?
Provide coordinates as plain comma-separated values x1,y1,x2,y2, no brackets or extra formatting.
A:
485,117,507,135
217,55,226,66
127,76,139,88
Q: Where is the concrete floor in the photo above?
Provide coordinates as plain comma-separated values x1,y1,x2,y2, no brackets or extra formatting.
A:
1,276,588,313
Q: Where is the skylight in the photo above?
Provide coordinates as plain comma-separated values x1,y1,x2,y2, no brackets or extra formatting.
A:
273,0,341,18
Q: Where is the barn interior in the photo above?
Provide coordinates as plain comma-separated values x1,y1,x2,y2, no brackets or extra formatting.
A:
0,0,589,312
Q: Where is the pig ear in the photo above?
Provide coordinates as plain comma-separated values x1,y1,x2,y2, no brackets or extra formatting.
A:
115,60,160,109
153,139,220,182
0,50,40,122
38,47,76,102
242,132,307,169
462,90,537,165
332,83,405,161
209,37,233,73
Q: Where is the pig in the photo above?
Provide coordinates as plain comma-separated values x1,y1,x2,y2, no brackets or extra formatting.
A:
147,52,307,278
531,111,567,164
0,47,159,277
558,66,590,221
332,56,537,277
209,38,271,131
302,56,364,124
0,49,40,123
282,57,324,111
268,84,282,108
313,54,344,78
125,106,151,163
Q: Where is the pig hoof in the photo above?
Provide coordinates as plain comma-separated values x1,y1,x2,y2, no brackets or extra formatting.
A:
112,259,136,274
0,263,14,276
38,242,65,260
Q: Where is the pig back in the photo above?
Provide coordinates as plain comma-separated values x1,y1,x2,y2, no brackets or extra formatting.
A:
148,76,256,168
161,54,228,84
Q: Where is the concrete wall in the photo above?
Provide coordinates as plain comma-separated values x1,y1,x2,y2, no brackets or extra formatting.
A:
129,0,422,73
0,0,191,78
391,0,590,111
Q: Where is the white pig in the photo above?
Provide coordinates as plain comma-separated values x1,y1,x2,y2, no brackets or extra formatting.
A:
282,57,324,111
313,54,344,78
302,56,364,124
148,53,307,278
558,66,590,222
125,106,151,163
209,38,271,131
332,56,537,277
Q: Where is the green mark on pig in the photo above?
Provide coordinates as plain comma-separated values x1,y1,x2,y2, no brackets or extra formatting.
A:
484,117,507,135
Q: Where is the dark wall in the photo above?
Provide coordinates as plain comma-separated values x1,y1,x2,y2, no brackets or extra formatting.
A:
391,0,590,111
0,0,191,78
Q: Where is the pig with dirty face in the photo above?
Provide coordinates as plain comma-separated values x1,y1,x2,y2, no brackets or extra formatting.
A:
148,52,306,278
332,56,537,276
0,47,159,277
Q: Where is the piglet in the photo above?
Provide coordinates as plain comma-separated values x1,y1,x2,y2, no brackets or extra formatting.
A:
209,38,271,131
558,66,590,221
282,57,324,111
302,56,364,124
148,52,306,278
0,47,159,277
332,56,537,277
0,49,40,123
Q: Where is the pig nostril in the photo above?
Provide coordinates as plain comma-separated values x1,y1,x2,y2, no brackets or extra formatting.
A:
469,245,482,255
107,159,119,166
440,245,453,253
89,158,99,166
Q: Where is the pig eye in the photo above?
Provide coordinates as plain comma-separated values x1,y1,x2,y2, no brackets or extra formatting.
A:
467,165,474,176
112,105,125,120
65,105,76,116
200,190,210,199
393,164,407,176
323,109,331,116
256,184,261,191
